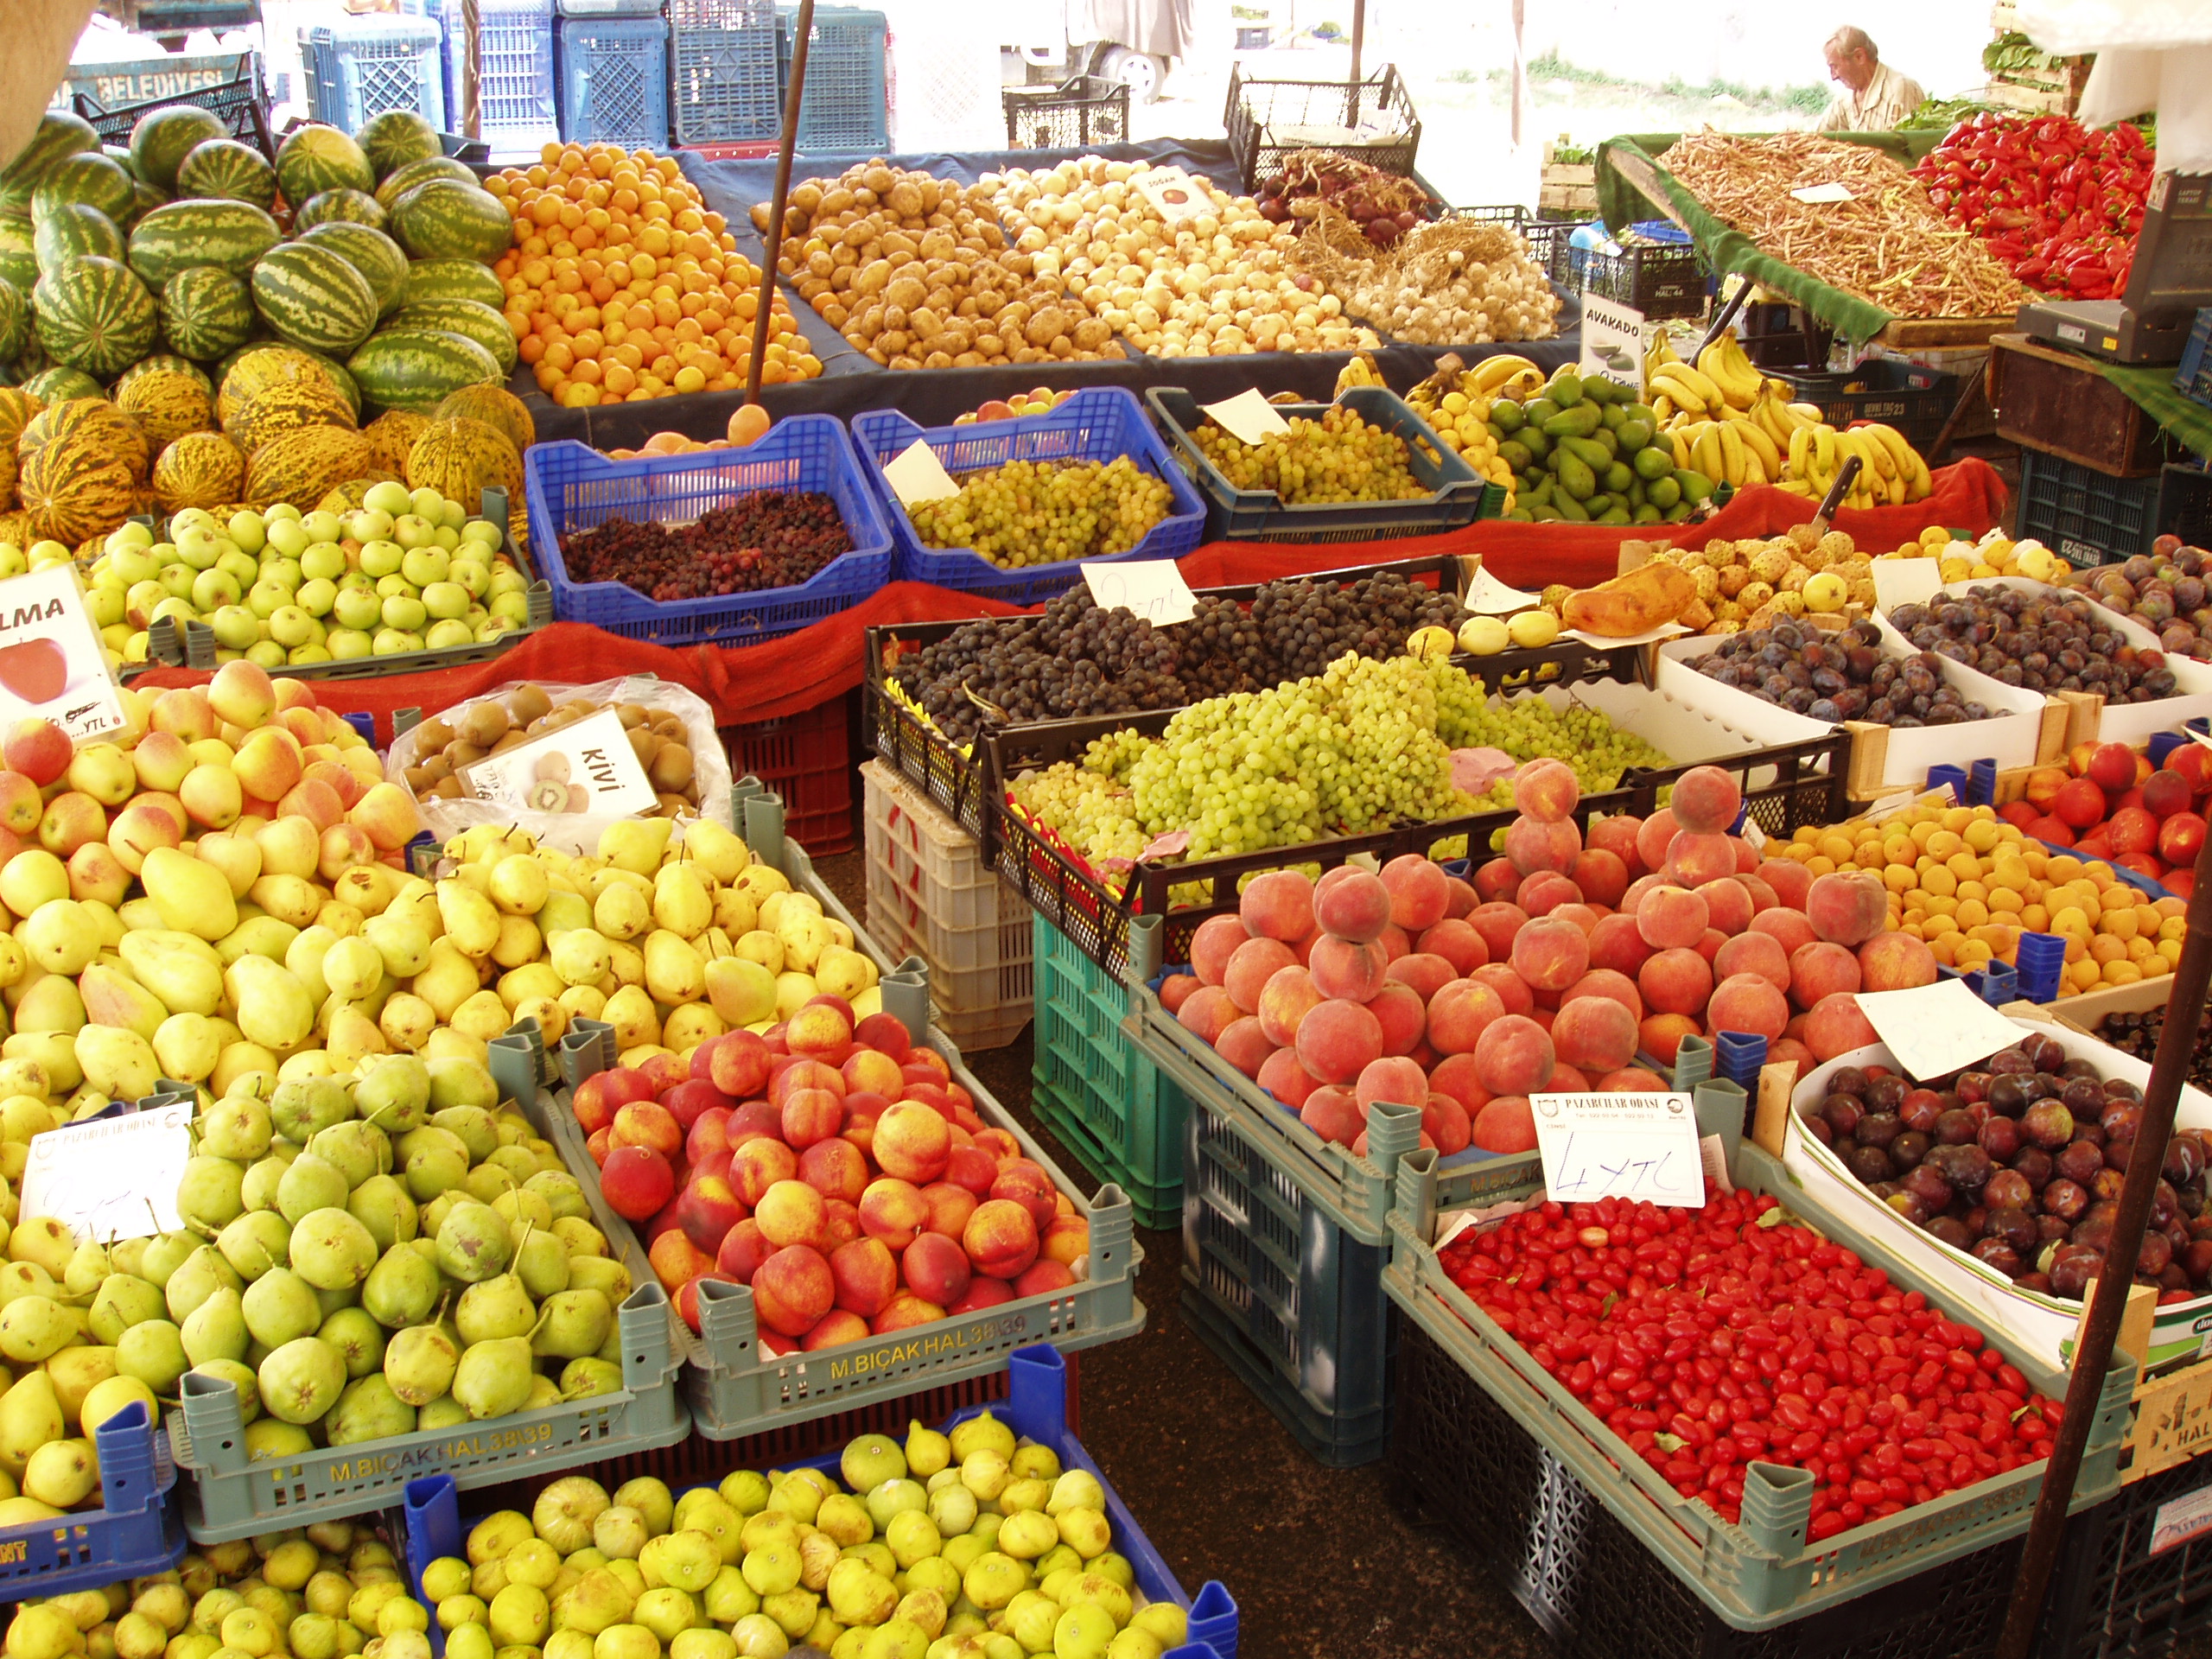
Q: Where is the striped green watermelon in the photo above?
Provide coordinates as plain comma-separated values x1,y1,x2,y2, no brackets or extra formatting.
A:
388,300,516,374
374,156,477,212
129,200,282,290
0,113,99,217
299,223,407,317
251,242,376,355
129,105,226,191
391,179,512,265
0,283,26,364
0,218,33,292
34,255,158,378
275,126,374,207
125,179,167,230
102,145,141,181
346,327,500,413
160,264,256,361
175,139,276,212
21,365,102,403
117,352,210,394
32,153,137,228
402,257,508,311
359,111,443,181
34,205,124,275
293,189,387,232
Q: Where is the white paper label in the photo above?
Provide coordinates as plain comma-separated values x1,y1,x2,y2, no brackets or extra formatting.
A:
463,707,658,818
1856,978,2027,1081
1133,165,1208,227
20,1102,193,1241
0,567,128,743
1084,560,1198,626
1579,294,1648,391
1872,557,1945,611
882,439,960,507
1199,388,1293,444
1533,1092,1707,1207
1790,182,1855,204
1465,565,1541,614
2152,1484,2212,1555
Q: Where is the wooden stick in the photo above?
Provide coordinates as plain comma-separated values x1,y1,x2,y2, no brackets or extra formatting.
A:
744,0,815,406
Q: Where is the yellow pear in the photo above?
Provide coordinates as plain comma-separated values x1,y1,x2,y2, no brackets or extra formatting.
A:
43,1348,116,1423
321,936,384,1002
75,967,164,1045
486,857,549,918
253,817,321,881
680,821,749,886
556,986,607,1027
497,963,563,1013
424,1027,486,1069
80,1374,155,1437
436,880,502,960
697,926,733,960
593,885,650,943
3,1033,75,1095
19,1438,94,1509
779,914,834,975
410,940,483,1022
0,1496,64,1527
549,928,611,989
773,972,819,1022
0,1369,64,1478
283,925,340,1004
814,945,876,1003
144,846,241,941
606,938,645,989
732,931,784,975
536,890,593,939
0,936,24,990
489,914,541,971
642,931,704,1005
152,1013,223,1083
379,993,435,1054
19,902,99,976
114,898,163,933
118,931,224,1016
598,819,672,877
712,887,758,937
450,989,515,1046
364,913,431,979
660,1004,724,1057
223,957,314,1052
217,916,299,966
210,1042,276,1098
14,976,86,1035
193,832,262,900
703,957,777,1028
651,868,711,941
823,919,854,950
735,864,790,906
73,1027,158,1102
326,1007,387,1073
333,864,401,918
601,986,659,1052
315,900,365,937
248,874,322,929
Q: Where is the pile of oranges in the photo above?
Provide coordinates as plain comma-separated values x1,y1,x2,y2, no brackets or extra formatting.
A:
487,143,823,408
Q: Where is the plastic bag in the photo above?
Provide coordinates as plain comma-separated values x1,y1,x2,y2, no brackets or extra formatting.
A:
385,674,735,855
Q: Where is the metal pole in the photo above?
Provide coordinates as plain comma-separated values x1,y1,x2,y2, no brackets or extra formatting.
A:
1994,830,2212,1659
744,0,814,405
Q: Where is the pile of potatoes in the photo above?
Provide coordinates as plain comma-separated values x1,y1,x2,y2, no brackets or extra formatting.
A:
398,686,705,819
753,162,1121,370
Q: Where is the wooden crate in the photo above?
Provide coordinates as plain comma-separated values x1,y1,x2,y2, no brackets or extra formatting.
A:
1989,332,2185,476
1539,137,1595,216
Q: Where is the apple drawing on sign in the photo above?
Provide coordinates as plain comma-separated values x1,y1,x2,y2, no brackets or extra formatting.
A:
0,639,67,706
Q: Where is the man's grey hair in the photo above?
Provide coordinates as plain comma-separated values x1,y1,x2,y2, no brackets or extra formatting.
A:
1826,26,1877,60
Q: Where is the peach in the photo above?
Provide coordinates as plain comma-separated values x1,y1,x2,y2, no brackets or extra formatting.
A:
770,1058,845,1107
1224,937,1297,1013
973,1128,1020,1162
823,1198,862,1255
963,1198,1039,1279
1421,1092,1472,1154
1804,992,1879,1061
601,1145,676,1222
1666,832,1737,889
1016,1258,1077,1298
1041,1214,1088,1269
753,1244,836,1337
1468,901,1529,963
1598,1066,1667,1092
675,1175,748,1254
871,1292,945,1335
612,1100,682,1158
707,1031,773,1100
1160,975,1200,1015
1474,859,1521,904
1510,915,1590,992
1506,816,1580,876
1176,984,1241,1043
1758,858,1813,909
1294,998,1384,1084
1190,913,1252,985
1257,1047,1321,1109
1545,1064,1590,1092
648,1230,714,1293
1309,934,1389,1001
1635,807,1679,872
858,1178,930,1249
1697,877,1752,937
944,1142,998,1198
754,1179,828,1251
1637,885,1708,950
1381,854,1452,931
1552,995,1637,1072
1565,968,1642,1020
842,1046,905,1099
662,1080,733,1134
837,1097,887,1160
1707,973,1789,1044
1313,868,1392,943
1386,951,1458,1004
828,1236,898,1317
1427,977,1508,1054
1415,918,1487,976
715,1218,772,1283
688,1108,734,1166
800,1309,871,1350
1471,963,1535,1018
903,1231,972,1308
1770,1036,1816,1074
921,1180,978,1240
949,1277,1015,1314
1356,1055,1430,1112
1376,923,1411,963
786,1001,854,1065
1213,1015,1276,1078
1713,931,1790,994
1428,1052,1491,1116
874,1101,951,1184
1516,871,1584,916
725,1134,796,1204
1670,766,1742,835
1368,982,1427,1057
1514,758,1580,823
1570,849,1629,908
1788,941,1862,1010
1588,815,1644,874
1257,964,1323,1047
853,1011,912,1061
1299,1085,1363,1147
1472,1097,1537,1154
1240,869,1316,942
1443,875,1478,918
1751,907,1819,959
1548,903,1600,936
638,1054,690,1097
1639,1013,1701,1065
779,1087,843,1150
1475,1013,1554,1096
1735,838,1760,873
1737,874,1778,913
1806,871,1887,946
799,1137,868,1205
1695,927,1727,965
1637,947,1713,1018
1859,931,1937,992
1586,912,1654,978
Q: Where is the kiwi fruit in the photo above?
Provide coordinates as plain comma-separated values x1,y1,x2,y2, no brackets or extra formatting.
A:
507,683,552,726
460,702,511,748
648,746,693,793
403,687,710,817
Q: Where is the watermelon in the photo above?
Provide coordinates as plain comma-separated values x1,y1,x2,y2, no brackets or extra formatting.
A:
0,283,26,364
0,218,34,292
275,125,375,207
402,257,508,311
391,178,512,265
160,265,256,361
389,300,517,374
116,353,210,395
33,255,158,378
129,200,283,289
0,113,99,217
125,179,168,230
251,243,376,356
293,189,387,232
175,139,277,212
128,105,226,191
20,365,101,404
374,156,478,212
359,111,444,181
346,328,501,413
298,223,408,317
34,205,124,275
31,153,137,228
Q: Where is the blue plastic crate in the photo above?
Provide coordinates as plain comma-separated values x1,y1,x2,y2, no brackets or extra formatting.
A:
554,15,669,146
399,1345,1239,1659
851,386,1208,605
669,0,782,143
2018,445,2162,567
301,15,446,130
777,4,888,152
524,413,895,646
2177,308,2211,410
0,1402,185,1597
433,0,558,156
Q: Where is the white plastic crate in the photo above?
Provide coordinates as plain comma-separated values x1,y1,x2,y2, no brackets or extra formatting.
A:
866,887,1033,1051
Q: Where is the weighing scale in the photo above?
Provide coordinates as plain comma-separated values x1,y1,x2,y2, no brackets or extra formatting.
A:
2017,170,2212,365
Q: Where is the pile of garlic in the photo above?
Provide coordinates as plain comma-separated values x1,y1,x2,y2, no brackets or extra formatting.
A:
1328,221,1562,346
980,156,1380,358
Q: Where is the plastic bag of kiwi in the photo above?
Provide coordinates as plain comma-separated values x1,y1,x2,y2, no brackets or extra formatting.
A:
385,675,736,855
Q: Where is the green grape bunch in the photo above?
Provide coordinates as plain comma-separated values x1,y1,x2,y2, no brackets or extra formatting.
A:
904,455,1176,569
1191,405,1433,505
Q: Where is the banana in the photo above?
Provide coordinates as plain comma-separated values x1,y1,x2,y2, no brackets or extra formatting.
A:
1717,422,1747,486
1333,353,1380,396
1669,428,1694,469
1468,354,1540,395
1733,416,1781,480
1694,426,1727,484
1753,393,1796,448
1853,429,1898,484
1788,425,1812,476
1697,334,1763,410
1656,360,1725,410
1651,391,1675,424
1744,449,1767,486
1647,365,1707,416
1789,401,1824,423
1813,426,1838,474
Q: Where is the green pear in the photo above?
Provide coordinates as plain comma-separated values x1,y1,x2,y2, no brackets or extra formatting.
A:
270,1077,352,1144
225,957,315,1052
118,931,226,1016
139,1231,195,1287
45,1343,118,1420
383,1320,458,1408
75,1026,160,1102
346,1174,418,1251
164,1245,246,1325
326,1374,413,1445
197,1095,272,1162
289,1208,378,1292
0,1368,65,1477
451,1337,533,1420
191,1358,259,1422
353,1054,430,1133
276,1154,349,1226
455,1273,535,1345
430,1107,497,1164
257,1336,346,1425
435,1201,512,1284
242,1268,322,1349
117,1319,188,1394
88,1274,165,1344
216,1209,292,1281
317,1307,385,1378
307,1120,390,1188
245,1419,314,1460
512,1229,569,1301
177,1155,246,1232
360,1244,441,1330
181,1287,248,1367
142,848,238,942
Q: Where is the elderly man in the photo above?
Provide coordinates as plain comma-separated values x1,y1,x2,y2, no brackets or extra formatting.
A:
1817,27,1925,131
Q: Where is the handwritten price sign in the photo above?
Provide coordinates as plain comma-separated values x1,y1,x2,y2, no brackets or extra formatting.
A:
1532,1092,1707,1208
1083,560,1198,625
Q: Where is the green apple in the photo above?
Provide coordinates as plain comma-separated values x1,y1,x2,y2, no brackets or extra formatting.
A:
108,544,161,586
424,619,474,651
421,581,469,622
247,578,291,619
286,643,332,665
107,521,154,553
408,487,443,520
491,591,533,626
372,627,423,656
297,578,337,618
209,606,261,651
359,540,404,579
152,595,197,629
159,563,197,601
381,594,428,633
265,518,312,559
126,580,167,625
228,511,267,554
265,502,302,524
435,495,467,531
400,547,449,587
336,570,375,594
269,606,315,649
432,525,461,551
264,556,304,590
191,569,242,613
302,511,342,543
334,588,385,632
0,545,29,580
487,568,526,599
246,639,286,668
300,543,347,582
371,573,410,601
346,509,395,543
83,586,124,628
461,518,502,549
365,480,412,518
218,549,258,588
392,514,438,551
328,628,374,659
448,557,491,599
475,619,512,642
175,525,224,570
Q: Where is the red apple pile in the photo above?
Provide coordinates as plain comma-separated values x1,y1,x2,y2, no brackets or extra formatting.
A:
573,995,1090,1356
1161,762,1919,1157
2002,739,2210,896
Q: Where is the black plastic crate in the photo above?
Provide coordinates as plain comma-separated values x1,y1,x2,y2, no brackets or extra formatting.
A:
2018,445,2163,567
1774,359,1960,452
1002,73,1130,149
2158,462,2212,549
1224,61,1421,195
1573,230,1709,320
2044,1458,2212,1659
73,51,274,161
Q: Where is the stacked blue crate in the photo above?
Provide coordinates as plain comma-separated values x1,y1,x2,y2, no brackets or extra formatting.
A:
300,15,446,129
402,0,559,159
554,13,671,145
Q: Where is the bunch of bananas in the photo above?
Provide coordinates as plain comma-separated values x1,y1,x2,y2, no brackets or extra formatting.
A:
1783,420,1932,509
1384,352,1533,502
